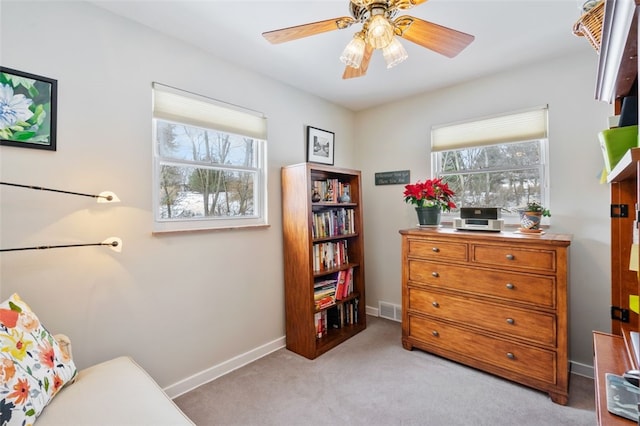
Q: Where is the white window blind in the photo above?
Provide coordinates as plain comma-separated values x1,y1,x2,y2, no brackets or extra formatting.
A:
431,106,548,152
152,82,267,140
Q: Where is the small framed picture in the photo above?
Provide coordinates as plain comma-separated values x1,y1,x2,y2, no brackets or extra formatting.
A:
0,67,57,151
307,126,334,165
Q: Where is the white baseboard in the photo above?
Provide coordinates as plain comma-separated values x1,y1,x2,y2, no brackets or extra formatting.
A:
165,304,378,398
164,335,286,399
570,360,594,379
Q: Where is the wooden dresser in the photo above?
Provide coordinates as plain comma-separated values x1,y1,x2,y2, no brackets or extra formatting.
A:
400,227,571,404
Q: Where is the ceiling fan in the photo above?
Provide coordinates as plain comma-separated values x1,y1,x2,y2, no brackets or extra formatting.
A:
262,0,475,79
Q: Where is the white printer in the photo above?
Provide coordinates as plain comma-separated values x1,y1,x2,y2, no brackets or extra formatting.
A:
453,207,504,232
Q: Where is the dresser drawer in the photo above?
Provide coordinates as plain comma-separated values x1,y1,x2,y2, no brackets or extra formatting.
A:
408,287,556,346
407,238,467,262
408,315,556,384
408,260,555,308
471,244,556,273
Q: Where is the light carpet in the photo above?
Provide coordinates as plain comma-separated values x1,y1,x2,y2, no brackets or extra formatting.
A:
175,316,596,425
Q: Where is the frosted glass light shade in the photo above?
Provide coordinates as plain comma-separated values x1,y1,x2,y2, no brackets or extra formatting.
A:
340,36,366,68
383,38,408,69
367,15,394,49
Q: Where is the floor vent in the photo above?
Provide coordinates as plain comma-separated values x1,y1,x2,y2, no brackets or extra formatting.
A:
378,301,402,322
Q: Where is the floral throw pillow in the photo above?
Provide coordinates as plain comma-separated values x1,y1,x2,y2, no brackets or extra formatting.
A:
0,293,77,425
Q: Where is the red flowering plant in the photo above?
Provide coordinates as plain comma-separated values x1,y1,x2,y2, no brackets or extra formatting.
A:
403,178,457,212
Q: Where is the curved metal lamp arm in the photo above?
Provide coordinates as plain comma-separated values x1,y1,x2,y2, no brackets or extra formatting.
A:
0,181,120,203
0,237,122,253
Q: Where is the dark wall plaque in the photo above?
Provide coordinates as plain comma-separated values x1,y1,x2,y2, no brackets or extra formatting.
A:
375,170,410,185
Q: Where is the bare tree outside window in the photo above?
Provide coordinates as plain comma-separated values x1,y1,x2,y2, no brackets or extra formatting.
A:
433,139,548,218
155,120,260,221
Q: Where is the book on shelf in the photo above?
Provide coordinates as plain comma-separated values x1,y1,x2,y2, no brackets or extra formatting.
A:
341,267,353,299
314,278,336,287
353,297,359,323
335,270,346,301
315,296,335,310
314,311,327,338
327,306,339,329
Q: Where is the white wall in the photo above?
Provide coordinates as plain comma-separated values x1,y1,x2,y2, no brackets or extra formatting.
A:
0,1,355,389
0,0,616,391
355,49,614,369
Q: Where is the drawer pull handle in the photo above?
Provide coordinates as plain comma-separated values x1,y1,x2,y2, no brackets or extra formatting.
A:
432,247,440,253
432,330,439,337
506,254,515,260
432,301,439,308
506,352,515,360
506,318,515,325
506,283,514,290
431,272,439,278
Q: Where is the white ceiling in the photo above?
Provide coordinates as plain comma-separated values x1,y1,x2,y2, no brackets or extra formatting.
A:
90,0,596,111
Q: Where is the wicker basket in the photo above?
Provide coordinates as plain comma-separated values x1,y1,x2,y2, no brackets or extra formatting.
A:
573,0,605,53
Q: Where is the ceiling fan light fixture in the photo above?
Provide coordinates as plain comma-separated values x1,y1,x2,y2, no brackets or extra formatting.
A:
383,38,408,68
350,0,372,6
367,14,394,49
340,34,366,68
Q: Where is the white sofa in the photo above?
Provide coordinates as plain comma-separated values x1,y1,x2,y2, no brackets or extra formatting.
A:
37,356,194,426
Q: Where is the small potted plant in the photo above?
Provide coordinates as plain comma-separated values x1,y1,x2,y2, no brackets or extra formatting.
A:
519,201,550,232
403,178,456,226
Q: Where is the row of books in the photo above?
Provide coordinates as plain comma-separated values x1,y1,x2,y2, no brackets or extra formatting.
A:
315,298,360,338
313,240,349,272
313,268,354,311
312,179,350,203
312,208,355,239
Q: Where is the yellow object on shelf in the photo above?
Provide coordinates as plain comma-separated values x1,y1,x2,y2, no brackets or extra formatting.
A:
630,295,639,315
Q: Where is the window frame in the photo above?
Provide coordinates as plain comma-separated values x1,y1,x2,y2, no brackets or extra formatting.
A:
430,107,550,225
151,84,268,233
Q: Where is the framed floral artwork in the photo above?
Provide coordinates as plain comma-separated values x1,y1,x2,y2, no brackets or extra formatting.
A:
0,67,57,151
307,126,334,165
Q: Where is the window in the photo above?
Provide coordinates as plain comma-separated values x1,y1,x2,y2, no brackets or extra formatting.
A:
431,106,549,222
152,83,267,232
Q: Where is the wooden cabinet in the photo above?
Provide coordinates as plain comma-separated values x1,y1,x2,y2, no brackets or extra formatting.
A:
400,228,571,404
281,163,366,359
608,148,640,334
592,1,640,424
595,149,640,425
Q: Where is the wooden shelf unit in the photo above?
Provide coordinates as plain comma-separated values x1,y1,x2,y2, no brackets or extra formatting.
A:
593,1,640,424
281,163,366,359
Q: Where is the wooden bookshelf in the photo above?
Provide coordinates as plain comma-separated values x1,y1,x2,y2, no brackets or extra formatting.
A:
593,2,640,424
281,163,366,359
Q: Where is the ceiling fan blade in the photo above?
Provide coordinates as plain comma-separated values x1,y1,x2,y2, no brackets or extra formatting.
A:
342,43,374,79
263,17,355,44
396,15,474,58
